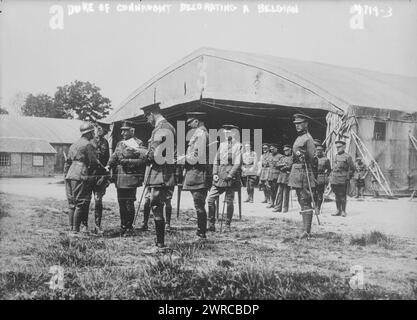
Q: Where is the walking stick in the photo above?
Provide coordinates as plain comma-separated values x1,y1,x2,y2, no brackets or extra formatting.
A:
220,194,226,232
303,159,321,225
176,184,182,218
133,164,152,226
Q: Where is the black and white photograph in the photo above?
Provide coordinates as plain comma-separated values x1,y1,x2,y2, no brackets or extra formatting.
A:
0,0,416,304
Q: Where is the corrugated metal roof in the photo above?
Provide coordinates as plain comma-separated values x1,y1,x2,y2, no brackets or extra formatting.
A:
107,47,417,122
0,137,57,154
0,116,83,144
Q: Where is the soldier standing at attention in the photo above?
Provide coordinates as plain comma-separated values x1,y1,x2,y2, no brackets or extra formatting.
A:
273,144,293,213
257,143,271,203
64,122,99,235
242,142,258,203
329,140,355,217
266,143,283,209
313,142,331,214
91,123,110,234
142,103,176,249
107,121,147,237
182,112,212,239
207,125,242,232
288,114,317,239
353,157,367,199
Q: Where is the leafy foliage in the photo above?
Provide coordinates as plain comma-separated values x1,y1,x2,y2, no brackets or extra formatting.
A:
21,93,66,118
54,80,111,121
0,107,9,114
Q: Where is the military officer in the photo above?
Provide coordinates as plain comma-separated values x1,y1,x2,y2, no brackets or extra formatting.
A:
64,122,99,235
182,112,212,239
313,143,331,214
273,144,293,213
329,140,355,217
142,103,176,249
107,121,147,236
91,123,110,234
288,113,316,238
353,157,367,199
257,143,271,203
207,124,242,232
241,142,258,203
266,143,283,209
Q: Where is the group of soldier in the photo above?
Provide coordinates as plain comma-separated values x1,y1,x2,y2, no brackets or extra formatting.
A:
64,104,368,250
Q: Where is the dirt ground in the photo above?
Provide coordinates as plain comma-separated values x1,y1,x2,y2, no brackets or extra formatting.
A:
0,177,416,300
1,177,416,239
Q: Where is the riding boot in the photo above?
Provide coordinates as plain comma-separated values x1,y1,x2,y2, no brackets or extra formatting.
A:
341,199,347,217
332,199,341,216
165,204,172,230
68,208,75,231
197,209,207,238
154,219,165,247
207,201,216,231
94,201,102,229
300,209,313,238
73,207,83,232
141,200,150,230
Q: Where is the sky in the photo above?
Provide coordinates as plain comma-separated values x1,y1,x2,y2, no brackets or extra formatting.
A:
1,0,416,114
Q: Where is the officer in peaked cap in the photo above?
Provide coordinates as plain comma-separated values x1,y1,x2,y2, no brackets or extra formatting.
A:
207,124,242,232
182,111,212,239
107,120,147,237
288,113,317,239
242,141,258,203
266,143,283,209
64,122,99,235
257,142,271,203
329,140,355,217
273,144,293,213
141,102,176,250
91,121,110,235
313,141,331,215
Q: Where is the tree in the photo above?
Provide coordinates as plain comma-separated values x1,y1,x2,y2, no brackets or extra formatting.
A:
21,94,66,118
54,80,111,121
0,107,9,114
8,92,29,116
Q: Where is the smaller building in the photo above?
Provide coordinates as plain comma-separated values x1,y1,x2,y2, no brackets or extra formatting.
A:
0,137,56,177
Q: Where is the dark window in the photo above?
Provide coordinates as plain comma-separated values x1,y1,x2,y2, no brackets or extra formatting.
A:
0,153,11,166
373,121,386,141
33,154,44,167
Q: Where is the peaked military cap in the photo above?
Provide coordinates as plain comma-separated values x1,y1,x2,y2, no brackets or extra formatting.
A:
283,144,292,150
120,121,135,130
221,124,239,131
141,102,161,115
186,112,206,124
293,113,313,124
80,122,95,135
262,142,270,147
316,144,325,150
269,143,279,148
335,140,346,145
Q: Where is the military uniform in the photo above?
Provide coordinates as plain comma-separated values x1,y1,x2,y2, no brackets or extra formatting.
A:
353,159,367,198
288,114,317,237
207,126,242,231
91,135,110,230
274,147,293,212
313,154,331,212
266,148,283,208
107,124,147,233
143,103,176,247
182,113,212,238
329,146,355,216
242,150,258,202
64,123,98,232
257,147,271,203
288,133,316,210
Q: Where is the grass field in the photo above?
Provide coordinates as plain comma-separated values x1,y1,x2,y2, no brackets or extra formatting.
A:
0,192,416,300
